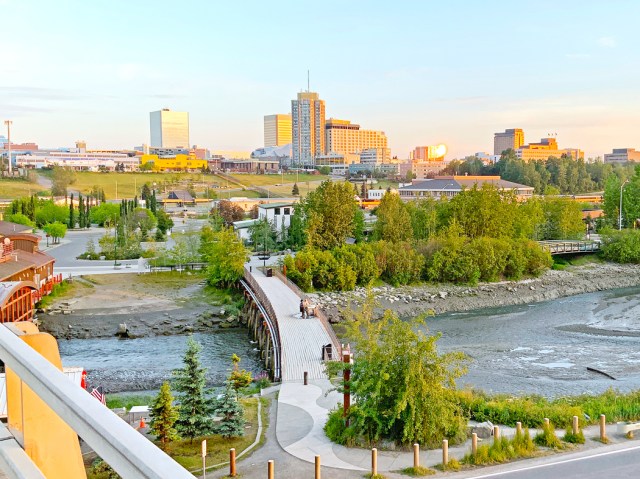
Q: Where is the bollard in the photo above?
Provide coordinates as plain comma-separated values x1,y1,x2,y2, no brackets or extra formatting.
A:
304,371,308,386
472,433,478,456
544,417,550,427
442,439,449,467
268,460,274,479
600,414,607,441
315,455,321,479
572,415,579,435
229,448,236,477
371,448,378,476
413,443,420,469
493,426,500,443
516,422,522,435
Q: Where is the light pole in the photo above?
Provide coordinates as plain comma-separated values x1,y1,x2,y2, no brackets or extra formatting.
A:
619,179,630,231
4,120,12,175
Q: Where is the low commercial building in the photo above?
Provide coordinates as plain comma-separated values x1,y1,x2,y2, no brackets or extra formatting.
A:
604,148,640,164
398,176,534,201
16,151,139,171
220,159,279,173
516,138,584,161
140,153,207,171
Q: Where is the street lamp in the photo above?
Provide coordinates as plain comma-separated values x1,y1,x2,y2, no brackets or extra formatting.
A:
619,179,630,231
4,120,12,176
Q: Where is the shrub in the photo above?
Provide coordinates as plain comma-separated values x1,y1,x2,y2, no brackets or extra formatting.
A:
563,427,585,444
400,465,435,476
5,213,36,228
600,229,640,263
463,429,536,466
533,422,563,449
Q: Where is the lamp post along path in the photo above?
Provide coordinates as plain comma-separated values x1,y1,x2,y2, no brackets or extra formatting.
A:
620,179,630,231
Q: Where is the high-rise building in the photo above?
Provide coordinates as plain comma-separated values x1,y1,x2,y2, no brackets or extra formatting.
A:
264,114,292,147
149,109,190,148
324,118,388,158
494,128,525,155
291,91,325,166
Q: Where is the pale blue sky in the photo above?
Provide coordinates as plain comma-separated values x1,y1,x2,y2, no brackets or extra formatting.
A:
1,0,638,158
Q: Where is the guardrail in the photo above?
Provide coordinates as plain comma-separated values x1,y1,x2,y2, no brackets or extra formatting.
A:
538,240,600,255
270,268,342,359
241,267,282,381
0,325,193,479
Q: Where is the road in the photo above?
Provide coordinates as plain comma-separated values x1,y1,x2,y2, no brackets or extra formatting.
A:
453,442,640,479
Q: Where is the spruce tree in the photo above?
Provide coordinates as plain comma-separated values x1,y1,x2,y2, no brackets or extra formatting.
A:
172,337,214,442
149,381,179,450
213,382,245,439
292,183,299,196
78,195,84,228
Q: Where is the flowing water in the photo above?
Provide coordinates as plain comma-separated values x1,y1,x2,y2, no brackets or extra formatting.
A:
59,330,263,393
427,285,640,397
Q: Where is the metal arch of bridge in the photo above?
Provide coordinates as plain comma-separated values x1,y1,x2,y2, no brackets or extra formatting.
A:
537,240,601,255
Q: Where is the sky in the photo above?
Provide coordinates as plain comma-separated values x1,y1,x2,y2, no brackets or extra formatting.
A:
1,0,638,159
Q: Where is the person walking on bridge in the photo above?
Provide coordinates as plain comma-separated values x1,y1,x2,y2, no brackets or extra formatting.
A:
299,299,307,318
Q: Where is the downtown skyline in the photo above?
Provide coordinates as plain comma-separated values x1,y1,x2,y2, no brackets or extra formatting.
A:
1,0,638,159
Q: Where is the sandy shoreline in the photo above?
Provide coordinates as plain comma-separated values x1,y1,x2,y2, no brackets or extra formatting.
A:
310,262,640,322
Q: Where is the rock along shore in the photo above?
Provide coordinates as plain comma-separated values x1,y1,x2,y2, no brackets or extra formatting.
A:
309,262,640,322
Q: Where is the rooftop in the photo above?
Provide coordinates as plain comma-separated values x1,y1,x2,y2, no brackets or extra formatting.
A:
0,221,33,236
258,202,295,209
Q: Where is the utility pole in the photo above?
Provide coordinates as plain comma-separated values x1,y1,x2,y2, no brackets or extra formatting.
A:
4,120,12,175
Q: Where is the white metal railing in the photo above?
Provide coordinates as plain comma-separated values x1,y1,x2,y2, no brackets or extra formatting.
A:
0,325,194,479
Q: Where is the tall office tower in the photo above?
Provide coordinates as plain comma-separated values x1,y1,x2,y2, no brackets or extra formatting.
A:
264,114,292,147
494,128,525,156
324,118,388,157
150,109,190,148
291,91,325,166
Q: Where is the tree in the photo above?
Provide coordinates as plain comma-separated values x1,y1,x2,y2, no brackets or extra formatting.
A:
6,213,35,228
172,337,215,442
228,354,252,394
51,165,77,197
341,298,467,447
89,203,120,227
149,382,179,450
156,210,174,237
292,183,300,196
216,200,245,225
213,382,245,439
373,192,413,242
43,222,67,244
203,228,248,287
286,204,306,250
35,201,69,227
68,193,75,229
304,180,359,250
539,197,585,240
141,183,152,202
131,207,157,240
248,218,277,252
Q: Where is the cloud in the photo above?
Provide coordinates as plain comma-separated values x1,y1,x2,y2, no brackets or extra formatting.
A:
598,36,616,48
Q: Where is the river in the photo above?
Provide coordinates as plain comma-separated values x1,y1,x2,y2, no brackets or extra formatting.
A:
428,285,640,397
59,330,263,393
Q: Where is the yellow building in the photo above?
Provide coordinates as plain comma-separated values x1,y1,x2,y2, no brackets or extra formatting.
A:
516,138,584,161
140,153,207,171
264,114,292,147
325,118,388,157
494,128,525,155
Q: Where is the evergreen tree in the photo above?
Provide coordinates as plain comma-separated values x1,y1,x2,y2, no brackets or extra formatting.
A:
149,382,179,450
172,337,215,442
78,195,84,228
292,183,299,196
213,382,245,439
68,194,75,228
86,199,91,228
141,183,152,202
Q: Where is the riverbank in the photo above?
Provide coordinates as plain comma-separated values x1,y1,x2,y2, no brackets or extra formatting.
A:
38,272,245,339
311,261,640,322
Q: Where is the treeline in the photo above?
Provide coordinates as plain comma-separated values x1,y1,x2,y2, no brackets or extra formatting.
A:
444,150,636,195
280,183,585,290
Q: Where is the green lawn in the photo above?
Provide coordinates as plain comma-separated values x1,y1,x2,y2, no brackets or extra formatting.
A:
0,178,46,199
37,171,228,200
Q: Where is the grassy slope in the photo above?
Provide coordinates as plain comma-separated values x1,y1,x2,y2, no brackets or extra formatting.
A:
0,178,46,198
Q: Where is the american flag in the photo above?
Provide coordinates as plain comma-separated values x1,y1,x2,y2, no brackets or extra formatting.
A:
90,386,106,406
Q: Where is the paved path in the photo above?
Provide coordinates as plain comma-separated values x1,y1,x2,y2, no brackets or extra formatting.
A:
249,267,331,381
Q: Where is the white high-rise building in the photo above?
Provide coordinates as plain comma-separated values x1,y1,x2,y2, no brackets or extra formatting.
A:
291,91,325,166
150,109,190,148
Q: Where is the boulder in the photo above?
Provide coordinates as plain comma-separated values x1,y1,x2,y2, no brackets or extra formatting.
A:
470,421,494,439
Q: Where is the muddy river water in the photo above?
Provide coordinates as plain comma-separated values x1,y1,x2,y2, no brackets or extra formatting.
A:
60,285,640,397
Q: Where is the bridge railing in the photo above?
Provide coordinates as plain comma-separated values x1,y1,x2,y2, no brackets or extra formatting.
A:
242,267,282,381
0,324,193,479
270,268,342,359
538,240,600,255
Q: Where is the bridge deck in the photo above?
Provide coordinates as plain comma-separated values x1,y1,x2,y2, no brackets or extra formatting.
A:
249,268,332,382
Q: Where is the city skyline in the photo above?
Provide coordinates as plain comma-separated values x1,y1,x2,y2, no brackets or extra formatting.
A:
1,0,638,159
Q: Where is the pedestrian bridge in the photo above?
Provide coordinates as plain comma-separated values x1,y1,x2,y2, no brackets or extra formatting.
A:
538,240,600,255
240,266,342,382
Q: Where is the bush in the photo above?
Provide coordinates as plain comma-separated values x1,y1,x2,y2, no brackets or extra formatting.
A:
563,427,585,444
5,213,36,228
533,422,563,449
600,229,640,263
463,429,536,466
